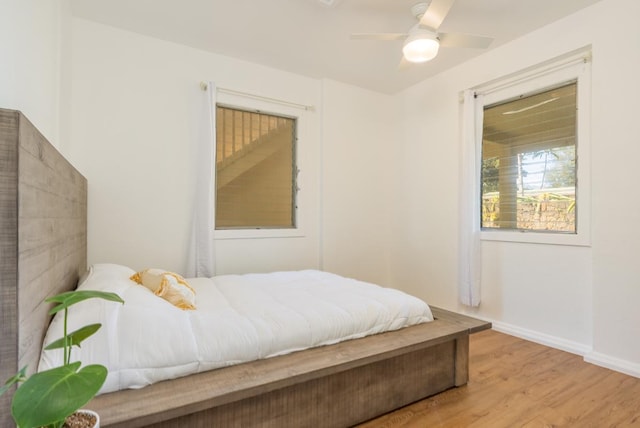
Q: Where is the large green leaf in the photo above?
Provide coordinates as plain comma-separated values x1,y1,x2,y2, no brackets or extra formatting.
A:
44,324,102,351
47,290,124,315
11,362,107,428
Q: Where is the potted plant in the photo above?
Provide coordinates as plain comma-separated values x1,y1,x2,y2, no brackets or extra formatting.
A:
0,290,124,428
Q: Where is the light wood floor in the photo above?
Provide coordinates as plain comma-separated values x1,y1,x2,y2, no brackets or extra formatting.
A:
358,329,640,428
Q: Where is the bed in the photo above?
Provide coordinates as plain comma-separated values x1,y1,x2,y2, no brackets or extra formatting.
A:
0,108,490,427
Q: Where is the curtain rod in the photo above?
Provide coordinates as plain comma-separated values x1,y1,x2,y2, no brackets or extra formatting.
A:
200,82,314,112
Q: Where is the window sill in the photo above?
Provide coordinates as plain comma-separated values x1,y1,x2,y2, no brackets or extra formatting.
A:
214,228,305,240
480,229,590,247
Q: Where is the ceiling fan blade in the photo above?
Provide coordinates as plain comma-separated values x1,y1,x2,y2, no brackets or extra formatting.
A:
350,33,407,41
419,0,456,31
438,32,494,49
398,56,412,70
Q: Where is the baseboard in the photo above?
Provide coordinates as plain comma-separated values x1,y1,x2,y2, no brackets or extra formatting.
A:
489,320,640,378
584,352,640,378
489,320,592,356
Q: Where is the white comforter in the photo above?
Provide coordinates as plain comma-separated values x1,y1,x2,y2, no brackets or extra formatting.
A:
38,264,433,394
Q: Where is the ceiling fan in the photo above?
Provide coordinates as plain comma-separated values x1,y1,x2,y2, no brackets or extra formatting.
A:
351,0,493,65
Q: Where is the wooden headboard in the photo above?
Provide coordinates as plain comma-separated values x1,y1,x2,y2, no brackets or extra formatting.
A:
0,109,87,426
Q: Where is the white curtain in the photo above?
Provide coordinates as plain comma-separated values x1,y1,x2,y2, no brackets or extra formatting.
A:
458,89,482,307
187,81,216,278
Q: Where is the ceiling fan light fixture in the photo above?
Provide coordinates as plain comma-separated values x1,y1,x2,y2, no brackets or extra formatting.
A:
402,33,440,63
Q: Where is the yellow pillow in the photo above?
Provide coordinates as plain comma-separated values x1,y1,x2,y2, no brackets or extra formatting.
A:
130,269,196,310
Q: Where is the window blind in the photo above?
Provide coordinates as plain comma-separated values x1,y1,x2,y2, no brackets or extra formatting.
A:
481,82,577,232
215,105,297,229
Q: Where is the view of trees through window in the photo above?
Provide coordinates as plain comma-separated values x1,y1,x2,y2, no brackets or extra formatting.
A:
482,146,575,193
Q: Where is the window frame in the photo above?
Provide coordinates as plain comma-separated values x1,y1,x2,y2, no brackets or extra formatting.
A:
213,91,307,241
471,49,592,246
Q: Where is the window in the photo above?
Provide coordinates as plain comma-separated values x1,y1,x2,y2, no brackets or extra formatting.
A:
470,48,591,246
215,105,297,230
481,82,577,233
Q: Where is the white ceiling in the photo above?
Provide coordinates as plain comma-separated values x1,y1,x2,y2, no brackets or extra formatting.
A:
70,0,602,94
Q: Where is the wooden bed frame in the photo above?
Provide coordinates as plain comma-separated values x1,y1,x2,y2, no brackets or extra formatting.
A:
0,108,490,427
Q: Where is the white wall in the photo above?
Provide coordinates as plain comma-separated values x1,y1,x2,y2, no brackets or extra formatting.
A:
68,19,397,286
393,0,640,373
588,0,640,372
321,79,396,286
68,19,323,275
0,0,70,146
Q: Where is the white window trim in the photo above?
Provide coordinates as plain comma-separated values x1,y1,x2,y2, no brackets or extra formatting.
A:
468,48,592,247
213,89,308,241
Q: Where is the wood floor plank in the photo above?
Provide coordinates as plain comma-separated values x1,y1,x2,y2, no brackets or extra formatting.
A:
358,330,640,428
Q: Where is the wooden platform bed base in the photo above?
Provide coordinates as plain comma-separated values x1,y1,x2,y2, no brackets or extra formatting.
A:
0,108,490,428
90,307,489,427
